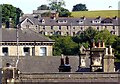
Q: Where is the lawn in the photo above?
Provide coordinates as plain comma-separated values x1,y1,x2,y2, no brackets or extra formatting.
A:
71,10,120,18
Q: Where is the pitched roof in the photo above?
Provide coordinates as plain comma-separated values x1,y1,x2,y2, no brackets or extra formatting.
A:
20,16,119,26
1,28,54,42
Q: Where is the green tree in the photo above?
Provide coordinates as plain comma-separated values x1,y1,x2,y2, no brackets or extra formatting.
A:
72,3,88,11
95,29,116,45
47,0,71,17
112,37,120,60
37,5,50,10
49,36,78,56
83,27,98,44
1,4,23,27
59,7,71,17
48,0,65,12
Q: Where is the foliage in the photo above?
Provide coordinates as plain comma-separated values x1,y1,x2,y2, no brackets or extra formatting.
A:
59,7,71,17
72,3,88,11
49,36,78,56
47,0,71,17
1,4,23,27
82,27,98,44
48,27,118,59
71,10,119,18
48,0,65,12
95,29,116,45
37,5,50,10
112,37,120,60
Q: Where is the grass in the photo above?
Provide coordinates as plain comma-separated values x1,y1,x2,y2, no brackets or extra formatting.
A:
71,10,120,18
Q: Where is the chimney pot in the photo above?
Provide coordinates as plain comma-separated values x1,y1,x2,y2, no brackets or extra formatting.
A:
97,40,101,48
101,41,105,48
65,56,69,65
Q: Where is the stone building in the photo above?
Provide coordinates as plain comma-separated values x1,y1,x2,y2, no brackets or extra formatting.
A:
0,28,54,56
18,15,120,36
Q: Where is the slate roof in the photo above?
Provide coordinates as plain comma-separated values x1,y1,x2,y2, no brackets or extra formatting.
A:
1,56,79,72
20,16,120,26
1,28,54,42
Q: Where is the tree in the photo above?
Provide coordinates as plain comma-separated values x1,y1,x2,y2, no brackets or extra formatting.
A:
48,0,65,12
59,7,71,17
72,27,97,48
83,27,98,44
37,5,49,10
112,37,120,60
47,0,71,17
95,29,116,45
49,36,78,56
72,3,88,11
1,4,23,27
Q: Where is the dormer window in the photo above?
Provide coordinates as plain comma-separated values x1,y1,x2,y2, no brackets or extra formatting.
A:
92,20,101,24
101,18,113,24
79,20,84,24
57,20,67,23
42,19,45,23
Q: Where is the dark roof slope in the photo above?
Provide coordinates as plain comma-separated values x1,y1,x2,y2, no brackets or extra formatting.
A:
20,16,120,26
1,28,54,42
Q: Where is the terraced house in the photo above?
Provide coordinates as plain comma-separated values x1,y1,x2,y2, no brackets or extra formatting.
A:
19,13,120,36
0,28,54,56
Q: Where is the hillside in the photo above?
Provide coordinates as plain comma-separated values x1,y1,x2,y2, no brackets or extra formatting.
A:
71,10,119,18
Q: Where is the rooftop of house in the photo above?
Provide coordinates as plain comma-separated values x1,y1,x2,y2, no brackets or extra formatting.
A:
0,28,54,42
19,15,120,26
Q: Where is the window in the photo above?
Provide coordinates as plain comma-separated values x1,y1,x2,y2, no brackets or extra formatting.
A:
40,47,46,56
59,26,61,30
79,20,84,24
97,27,99,30
2,47,8,56
42,19,45,23
67,26,69,30
51,26,53,30
113,26,115,29
26,25,29,28
43,26,45,29
66,32,69,35
23,47,30,56
73,27,75,30
80,27,83,30
73,32,75,36
105,26,107,28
